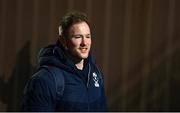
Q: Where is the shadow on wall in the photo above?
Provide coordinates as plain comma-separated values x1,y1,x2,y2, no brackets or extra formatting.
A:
0,41,35,111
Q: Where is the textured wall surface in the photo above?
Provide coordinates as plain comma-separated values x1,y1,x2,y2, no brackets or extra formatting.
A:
0,0,180,111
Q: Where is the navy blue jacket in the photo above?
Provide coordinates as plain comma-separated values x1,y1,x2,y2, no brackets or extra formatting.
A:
22,41,107,111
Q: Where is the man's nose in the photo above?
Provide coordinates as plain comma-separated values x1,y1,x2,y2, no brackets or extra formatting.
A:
80,37,86,46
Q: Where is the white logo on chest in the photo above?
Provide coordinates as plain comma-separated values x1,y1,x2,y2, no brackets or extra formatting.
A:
93,72,99,87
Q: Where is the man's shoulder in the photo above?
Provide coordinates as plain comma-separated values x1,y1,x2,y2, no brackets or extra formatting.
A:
32,66,65,82
32,67,51,78
23,66,57,101
30,66,55,85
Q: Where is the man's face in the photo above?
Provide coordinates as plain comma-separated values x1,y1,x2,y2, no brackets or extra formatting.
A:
65,22,91,60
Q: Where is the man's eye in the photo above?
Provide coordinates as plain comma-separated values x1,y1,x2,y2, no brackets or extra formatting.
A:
74,36,81,38
86,36,91,38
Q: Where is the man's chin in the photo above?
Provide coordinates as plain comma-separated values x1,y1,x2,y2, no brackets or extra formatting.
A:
81,56,88,59
79,54,89,59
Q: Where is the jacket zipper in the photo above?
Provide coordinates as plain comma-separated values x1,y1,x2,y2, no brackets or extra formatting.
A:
86,63,91,88
86,63,91,111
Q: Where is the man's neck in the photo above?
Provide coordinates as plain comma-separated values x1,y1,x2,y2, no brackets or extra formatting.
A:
75,59,84,70
65,52,84,70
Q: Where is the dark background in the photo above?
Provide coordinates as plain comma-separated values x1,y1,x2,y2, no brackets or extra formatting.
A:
0,0,180,111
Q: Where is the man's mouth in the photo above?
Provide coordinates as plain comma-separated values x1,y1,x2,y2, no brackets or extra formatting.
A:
79,48,88,53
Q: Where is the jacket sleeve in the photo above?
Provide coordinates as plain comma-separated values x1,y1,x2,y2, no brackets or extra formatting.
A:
21,69,56,111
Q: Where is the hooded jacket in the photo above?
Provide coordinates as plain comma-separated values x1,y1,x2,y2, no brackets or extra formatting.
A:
22,41,107,111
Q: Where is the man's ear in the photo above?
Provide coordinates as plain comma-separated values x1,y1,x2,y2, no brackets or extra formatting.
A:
58,26,68,49
59,36,68,50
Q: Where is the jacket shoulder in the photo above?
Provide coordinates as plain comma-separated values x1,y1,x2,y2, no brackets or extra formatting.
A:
38,66,65,96
24,68,56,96
22,68,57,111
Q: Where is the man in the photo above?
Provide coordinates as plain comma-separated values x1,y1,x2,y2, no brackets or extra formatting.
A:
22,12,107,111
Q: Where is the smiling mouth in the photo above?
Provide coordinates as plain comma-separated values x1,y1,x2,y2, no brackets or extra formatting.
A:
79,48,88,53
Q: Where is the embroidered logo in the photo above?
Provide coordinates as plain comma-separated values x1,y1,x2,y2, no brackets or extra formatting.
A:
93,72,99,87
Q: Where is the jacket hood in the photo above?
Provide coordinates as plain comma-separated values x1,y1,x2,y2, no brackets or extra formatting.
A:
38,40,96,72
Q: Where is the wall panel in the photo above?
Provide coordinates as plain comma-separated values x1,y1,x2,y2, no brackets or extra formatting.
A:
0,0,180,111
